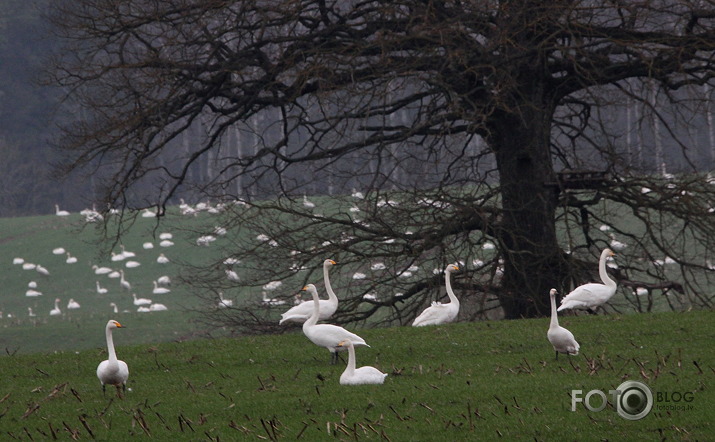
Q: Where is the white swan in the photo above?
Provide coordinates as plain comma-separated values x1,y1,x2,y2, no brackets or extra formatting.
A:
55,204,70,216
49,298,61,316
279,259,339,324
152,281,170,295
218,292,233,308
66,253,78,264
67,298,81,309
156,275,171,286
52,247,66,255
125,260,141,268
35,265,50,276
137,306,151,313
28,281,37,289
301,284,367,364
96,281,108,294
96,320,129,395
93,265,112,275
156,253,170,264
337,339,387,385
25,289,42,297
412,264,460,327
119,270,131,291
149,303,168,311
132,293,152,306
547,289,580,359
28,307,36,317
109,302,118,314
558,248,617,312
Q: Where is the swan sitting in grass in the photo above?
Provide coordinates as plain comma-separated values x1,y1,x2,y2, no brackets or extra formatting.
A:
412,264,460,326
301,284,367,364
337,339,387,385
547,289,580,360
279,259,339,324
558,248,617,313
97,320,129,396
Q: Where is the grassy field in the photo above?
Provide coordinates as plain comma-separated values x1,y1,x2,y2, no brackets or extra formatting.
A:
0,310,712,440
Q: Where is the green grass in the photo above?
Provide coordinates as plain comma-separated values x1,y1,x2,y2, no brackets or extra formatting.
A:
0,310,712,440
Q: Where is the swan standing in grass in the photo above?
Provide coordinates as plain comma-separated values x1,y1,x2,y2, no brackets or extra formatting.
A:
152,281,170,295
218,292,233,308
50,298,61,316
280,259,339,324
67,298,81,310
119,270,131,292
301,284,367,364
337,339,387,385
412,264,460,327
132,293,152,306
97,320,129,396
93,265,112,275
149,303,168,311
55,204,70,216
547,289,580,360
558,248,617,313
96,281,108,294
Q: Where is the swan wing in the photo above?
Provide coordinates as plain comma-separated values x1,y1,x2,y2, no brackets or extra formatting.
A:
412,303,457,327
557,283,616,311
547,326,580,355
279,301,314,324
304,324,366,349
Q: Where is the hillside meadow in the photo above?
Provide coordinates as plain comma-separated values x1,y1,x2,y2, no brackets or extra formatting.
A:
0,310,713,440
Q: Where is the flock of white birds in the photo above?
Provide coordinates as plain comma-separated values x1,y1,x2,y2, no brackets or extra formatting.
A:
98,248,620,392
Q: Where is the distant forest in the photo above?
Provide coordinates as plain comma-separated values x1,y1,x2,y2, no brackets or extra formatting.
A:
2,0,715,218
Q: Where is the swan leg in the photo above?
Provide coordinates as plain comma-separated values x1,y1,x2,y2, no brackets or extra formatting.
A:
330,351,338,365
555,351,559,361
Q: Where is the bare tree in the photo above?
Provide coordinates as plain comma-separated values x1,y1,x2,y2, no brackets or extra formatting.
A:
48,1,715,326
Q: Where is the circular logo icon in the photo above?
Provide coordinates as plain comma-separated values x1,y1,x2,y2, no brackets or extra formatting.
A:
616,381,653,420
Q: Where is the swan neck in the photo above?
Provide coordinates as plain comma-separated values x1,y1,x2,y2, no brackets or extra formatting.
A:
599,251,616,287
106,326,118,363
549,294,559,328
345,341,356,375
305,289,320,327
324,264,337,302
445,270,459,305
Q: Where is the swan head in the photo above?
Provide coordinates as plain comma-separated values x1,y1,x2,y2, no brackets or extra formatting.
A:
107,320,124,329
549,288,558,297
302,284,318,295
603,248,616,257
446,264,460,272
324,259,337,267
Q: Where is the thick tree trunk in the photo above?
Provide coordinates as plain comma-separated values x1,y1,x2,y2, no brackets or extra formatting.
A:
489,105,568,318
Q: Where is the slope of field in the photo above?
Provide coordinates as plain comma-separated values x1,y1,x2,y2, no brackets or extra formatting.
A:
0,310,712,440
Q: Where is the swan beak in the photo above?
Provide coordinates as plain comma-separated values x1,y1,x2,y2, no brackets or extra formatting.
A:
301,286,308,291
329,260,337,265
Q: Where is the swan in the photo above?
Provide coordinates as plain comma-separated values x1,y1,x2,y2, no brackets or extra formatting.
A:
412,264,460,327
35,265,50,276
119,245,136,259
132,293,152,306
26,289,42,297
55,204,70,216
156,254,170,264
337,339,387,385
12,257,24,265
262,292,286,306
226,269,240,282
157,275,171,285
108,270,121,278
159,232,173,240
28,307,36,317
93,265,113,275
52,247,66,255
558,248,617,313
67,298,81,309
142,242,154,249
137,306,151,312
111,252,125,262
66,253,78,264
547,289,580,359
217,292,233,308
301,284,367,364
141,208,156,218
119,270,131,292
152,281,170,295
28,281,37,289
50,298,61,316
279,259,339,324
96,281,108,294
125,260,141,268
96,320,129,396
303,195,315,209
22,262,36,270
159,240,174,247
109,302,118,314
149,303,168,311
